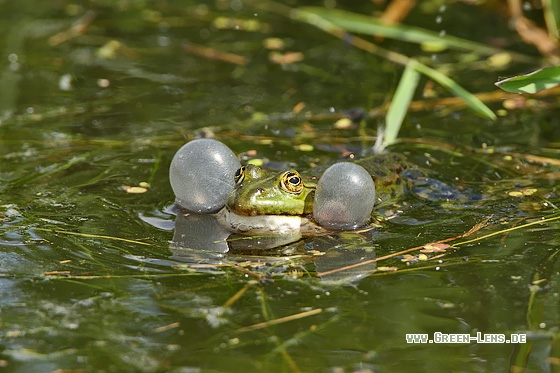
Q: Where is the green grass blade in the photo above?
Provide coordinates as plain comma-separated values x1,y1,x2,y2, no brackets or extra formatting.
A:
495,65,560,94
384,60,420,147
300,6,502,56
252,2,496,122
543,0,560,38
414,62,497,120
290,8,496,121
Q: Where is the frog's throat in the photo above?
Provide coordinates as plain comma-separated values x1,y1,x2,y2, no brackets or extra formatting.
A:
217,208,329,236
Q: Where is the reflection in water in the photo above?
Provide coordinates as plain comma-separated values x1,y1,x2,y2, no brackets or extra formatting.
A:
310,235,377,284
171,207,231,254
165,205,377,284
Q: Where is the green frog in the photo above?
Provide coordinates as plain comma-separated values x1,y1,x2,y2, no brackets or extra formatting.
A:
227,154,408,214
170,139,468,236
221,153,411,234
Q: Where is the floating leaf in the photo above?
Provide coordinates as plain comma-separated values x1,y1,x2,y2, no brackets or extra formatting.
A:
294,144,314,152
420,243,451,253
420,40,448,53
437,302,456,309
247,158,265,167
508,188,537,197
401,254,418,263
487,52,512,68
495,66,560,94
292,101,306,114
268,51,304,64
308,250,326,256
263,37,285,50
377,266,398,272
122,186,148,194
334,117,354,129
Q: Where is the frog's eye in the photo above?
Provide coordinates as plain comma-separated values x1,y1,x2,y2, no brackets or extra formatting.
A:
280,171,303,194
234,166,246,184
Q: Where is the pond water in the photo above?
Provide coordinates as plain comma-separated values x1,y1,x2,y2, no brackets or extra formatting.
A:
1,1,560,372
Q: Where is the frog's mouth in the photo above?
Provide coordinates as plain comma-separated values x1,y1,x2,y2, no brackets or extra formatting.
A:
217,207,329,236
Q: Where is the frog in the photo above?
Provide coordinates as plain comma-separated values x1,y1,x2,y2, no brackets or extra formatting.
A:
226,153,408,212
170,139,470,236
221,153,409,234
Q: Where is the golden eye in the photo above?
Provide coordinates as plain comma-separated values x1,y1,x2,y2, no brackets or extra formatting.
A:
280,171,303,194
234,166,246,184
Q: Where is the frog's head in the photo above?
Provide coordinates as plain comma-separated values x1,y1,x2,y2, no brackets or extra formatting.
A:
226,165,317,216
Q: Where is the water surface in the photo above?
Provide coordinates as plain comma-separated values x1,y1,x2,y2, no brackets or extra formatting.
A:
1,1,560,372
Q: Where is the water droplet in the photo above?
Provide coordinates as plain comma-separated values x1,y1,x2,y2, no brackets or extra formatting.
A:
435,15,443,24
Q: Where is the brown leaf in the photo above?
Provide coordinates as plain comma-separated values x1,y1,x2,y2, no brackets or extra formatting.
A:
377,266,398,272
401,254,417,262
292,102,306,115
420,243,450,253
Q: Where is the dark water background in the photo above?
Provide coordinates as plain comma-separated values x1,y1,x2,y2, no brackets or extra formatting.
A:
1,1,560,372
